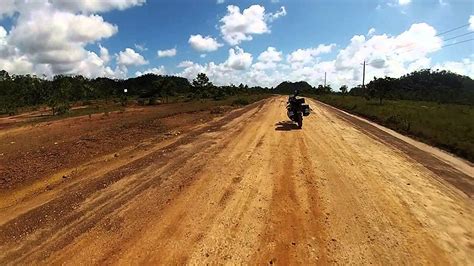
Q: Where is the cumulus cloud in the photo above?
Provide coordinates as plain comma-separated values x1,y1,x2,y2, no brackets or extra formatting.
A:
0,0,17,17
367,28,376,36
434,57,474,77
99,45,111,63
157,48,177,57
258,47,282,63
117,48,148,66
226,46,253,70
287,44,336,68
334,23,442,81
267,6,287,22
135,66,166,77
188,34,223,52
469,15,474,31
0,26,7,47
252,47,283,70
176,47,254,85
176,22,474,89
398,0,411,5
6,7,118,74
0,0,144,78
49,0,146,13
219,5,286,45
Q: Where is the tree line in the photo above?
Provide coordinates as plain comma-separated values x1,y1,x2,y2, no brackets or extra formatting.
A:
274,69,474,105
0,70,269,115
1,68,473,116
349,69,474,105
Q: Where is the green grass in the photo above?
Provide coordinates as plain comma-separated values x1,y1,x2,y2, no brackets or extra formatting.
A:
314,95,474,162
219,94,270,106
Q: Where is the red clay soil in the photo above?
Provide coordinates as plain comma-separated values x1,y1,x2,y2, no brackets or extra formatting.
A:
0,102,232,191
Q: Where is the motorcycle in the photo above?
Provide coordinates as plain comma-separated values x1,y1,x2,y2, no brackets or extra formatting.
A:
287,92,311,129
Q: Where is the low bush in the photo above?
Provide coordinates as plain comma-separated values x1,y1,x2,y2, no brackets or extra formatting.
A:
232,98,250,106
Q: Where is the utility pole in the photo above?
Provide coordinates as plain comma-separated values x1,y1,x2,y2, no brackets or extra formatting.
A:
361,61,366,88
324,72,327,87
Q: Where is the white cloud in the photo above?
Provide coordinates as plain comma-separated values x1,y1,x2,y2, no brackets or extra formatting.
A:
176,22,471,89
49,0,146,13
217,0,225,4
287,44,336,68
367,28,376,36
219,5,286,45
135,66,167,77
398,0,411,5
188,34,223,52
8,9,117,62
0,0,16,17
117,48,148,66
325,23,442,87
176,47,254,86
267,6,287,22
134,43,148,51
258,47,282,63
434,57,474,77
0,0,141,78
253,47,283,70
226,46,253,70
439,0,448,6
469,16,474,31
0,26,7,47
99,45,110,63
157,48,177,57
178,61,195,68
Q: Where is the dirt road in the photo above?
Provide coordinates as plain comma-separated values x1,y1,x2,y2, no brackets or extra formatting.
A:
1,96,473,264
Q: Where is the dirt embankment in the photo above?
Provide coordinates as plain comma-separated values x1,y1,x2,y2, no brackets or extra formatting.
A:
0,97,472,265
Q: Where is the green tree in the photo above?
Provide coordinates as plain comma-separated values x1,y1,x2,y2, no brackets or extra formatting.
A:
49,75,72,115
367,77,394,104
193,73,211,88
339,85,348,95
192,73,213,98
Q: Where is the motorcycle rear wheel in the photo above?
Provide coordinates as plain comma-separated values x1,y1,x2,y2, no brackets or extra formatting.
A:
296,114,303,129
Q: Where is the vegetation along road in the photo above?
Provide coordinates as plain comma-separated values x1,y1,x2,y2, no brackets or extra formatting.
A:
0,96,472,264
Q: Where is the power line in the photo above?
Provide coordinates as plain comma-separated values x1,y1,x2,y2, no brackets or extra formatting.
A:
435,23,470,36
442,31,474,42
442,38,474,48
392,33,474,56
393,32,473,55
369,23,471,56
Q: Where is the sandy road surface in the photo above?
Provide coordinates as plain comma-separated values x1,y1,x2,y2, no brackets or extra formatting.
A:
0,96,473,265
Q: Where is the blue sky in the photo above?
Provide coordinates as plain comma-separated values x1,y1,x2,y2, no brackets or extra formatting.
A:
0,0,473,88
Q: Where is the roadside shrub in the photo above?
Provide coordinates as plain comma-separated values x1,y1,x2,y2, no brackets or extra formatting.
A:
148,96,159,105
55,103,71,115
232,98,249,106
137,98,146,106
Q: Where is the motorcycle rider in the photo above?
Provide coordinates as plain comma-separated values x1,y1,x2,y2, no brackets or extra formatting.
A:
288,89,299,104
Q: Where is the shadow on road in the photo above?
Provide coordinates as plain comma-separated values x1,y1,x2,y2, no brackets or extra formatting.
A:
275,121,300,131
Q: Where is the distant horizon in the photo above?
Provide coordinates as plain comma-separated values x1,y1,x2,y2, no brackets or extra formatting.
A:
2,66,471,91
1,0,473,89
